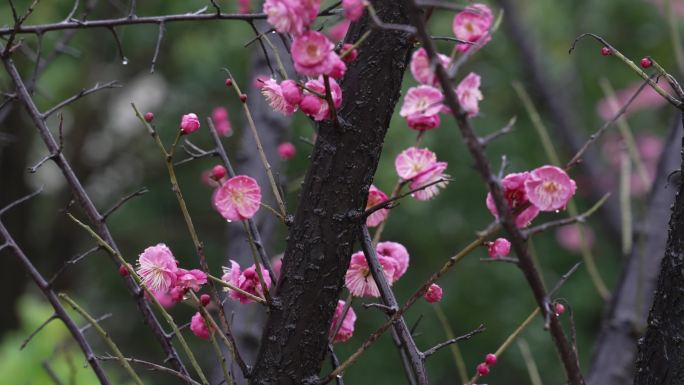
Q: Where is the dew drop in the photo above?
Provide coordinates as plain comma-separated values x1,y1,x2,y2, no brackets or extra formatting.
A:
555,209,560,213
122,57,129,65
226,219,232,223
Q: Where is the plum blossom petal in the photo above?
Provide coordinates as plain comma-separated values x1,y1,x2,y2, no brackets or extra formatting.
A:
452,4,493,52
175,268,207,292
213,175,262,221
292,31,338,76
410,161,449,201
137,244,178,293
376,241,409,281
329,300,357,343
455,72,483,118
400,86,444,118
221,260,272,304
300,76,343,121
524,166,577,211
180,113,200,135
410,48,450,86
342,0,365,21
395,147,437,180
190,312,211,340
345,252,396,297
485,172,540,228
366,185,389,227
260,78,297,115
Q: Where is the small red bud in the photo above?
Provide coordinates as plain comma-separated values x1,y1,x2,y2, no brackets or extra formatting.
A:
640,57,653,68
476,363,490,376
211,165,227,180
239,94,247,103
200,294,211,306
555,303,566,316
225,78,233,87
118,264,130,277
600,47,611,56
144,112,154,122
485,353,497,365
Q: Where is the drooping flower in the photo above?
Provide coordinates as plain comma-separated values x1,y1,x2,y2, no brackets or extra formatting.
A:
263,0,320,36
452,4,494,52
260,78,297,115
213,175,262,222
488,238,511,258
400,86,444,119
180,113,201,135
277,142,297,160
366,185,389,227
291,31,338,76
345,251,396,297
137,244,178,293
409,161,449,201
407,114,441,131
455,72,483,118
395,147,437,180
524,166,577,211
424,283,443,303
175,268,207,292
300,76,343,121
556,224,594,254
342,0,365,21
222,260,272,304
410,48,450,86
329,300,357,343
376,241,409,281
486,172,540,228
190,312,212,340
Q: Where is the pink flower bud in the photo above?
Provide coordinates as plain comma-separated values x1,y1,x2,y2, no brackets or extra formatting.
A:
488,238,511,258
240,94,248,103
190,312,212,340
118,264,129,277
424,283,443,303
485,353,497,365
200,294,211,306
340,43,358,62
277,142,296,160
555,303,566,316
640,57,653,68
476,363,490,376
329,56,347,79
299,95,323,116
601,47,611,56
225,78,233,87
281,80,303,106
170,287,186,303
180,113,200,135
211,165,227,180
144,112,154,122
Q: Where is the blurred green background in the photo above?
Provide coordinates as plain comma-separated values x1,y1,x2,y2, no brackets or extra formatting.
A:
0,0,678,384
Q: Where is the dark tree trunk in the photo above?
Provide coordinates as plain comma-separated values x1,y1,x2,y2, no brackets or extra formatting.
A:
250,1,413,383
587,114,683,385
633,116,684,384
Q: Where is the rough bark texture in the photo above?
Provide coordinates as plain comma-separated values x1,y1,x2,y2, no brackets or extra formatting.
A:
250,2,413,383
633,117,684,385
587,114,683,385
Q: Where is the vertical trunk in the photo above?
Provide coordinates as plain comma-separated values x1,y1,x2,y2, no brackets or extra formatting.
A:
633,116,684,384
250,1,413,383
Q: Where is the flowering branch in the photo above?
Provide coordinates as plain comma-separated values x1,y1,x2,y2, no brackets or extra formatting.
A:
522,193,610,238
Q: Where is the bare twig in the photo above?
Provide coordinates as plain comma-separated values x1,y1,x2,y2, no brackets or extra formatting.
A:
97,355,202,385
48,245,102,284
522,193,611,238
150,21,165,73
42,81,121,119
20,314,58,350
102,187,149,220
423,324,486,358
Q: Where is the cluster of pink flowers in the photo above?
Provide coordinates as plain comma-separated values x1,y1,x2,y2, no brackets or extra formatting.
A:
452,4,494,52
345,241,409,297
329,300,357,343
136,244,207,308
366,185,389,227
211,107,232,136
221,260,272,304
259,76,342,121
212,175,262,222
395,147,449,201
486,166,577,227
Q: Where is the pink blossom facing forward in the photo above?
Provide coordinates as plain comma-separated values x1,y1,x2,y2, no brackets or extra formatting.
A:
485,172,540,228
190,312,211,340
424,283,443,303
345,251,396,297
455,72,483,117
395,147,438,180
222,260,272,304
137,244,178,293
329,300,357,343
400,85,444,118
407,114,441,131
342,0,365,21
556,224,594,254
261,78,297,115
488,238,511,258
213,175,262,222
410,161,449,201
180,113,201,135
410,48,450,86
277,142,297,160
376,241,410,281
452,4,493,52
291,31,337,76
524,166,577,211
263,0,320,36
366,185,389,227
175,268,207,292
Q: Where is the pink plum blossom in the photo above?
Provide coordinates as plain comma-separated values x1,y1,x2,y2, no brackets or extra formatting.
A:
366,185,389,227
328,19,351,41
340,43,358,62
345,251,396,297
212,107,232,136
524,166,577,211
300,76,343,121
239,0,250,13
222,260,272,304
488,238,511,258
263,0,320,36
400,86,444,119
190,312,211,340
556,225,594,254
376,241,409,281
180,113,200,135
424,283,443,303
147,289,177,309
212,107,228,122
271,255,283,279
409,161,449,201
291,31,338,76
137,244,178,293
452,4,493,52
329,55,347,79
455,72,483,117
329,300,357,343
277,142,297,160
407,114,440,131
175,268,207,292
260,78,297,115
486,172,540,228
342,0,365,21
213,175,262,222
280,80,303,105
410,48,450,86
395,147,437,180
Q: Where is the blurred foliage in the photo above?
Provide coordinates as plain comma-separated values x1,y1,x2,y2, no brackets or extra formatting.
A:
0,0,680,384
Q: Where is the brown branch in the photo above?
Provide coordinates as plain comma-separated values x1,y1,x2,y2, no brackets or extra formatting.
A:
422,324,486,358
42,81,121,119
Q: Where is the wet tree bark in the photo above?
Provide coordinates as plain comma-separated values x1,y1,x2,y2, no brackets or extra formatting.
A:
632,116,684,385
250,1,413,384
587,114,683,385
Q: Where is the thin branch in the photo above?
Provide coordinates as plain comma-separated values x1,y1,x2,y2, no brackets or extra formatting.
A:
547,262,583,299
108,27,127,64
20,314,58,350
101,187,149,220
479,116,516,146
363,177,452,218
42,361,66,385
97,356,202,385
42,81,121,119
328,345,344,385
422,324,486,358
48,245,102,284
0,186,43,216
150,21,165,73
522,193,611,238
362,302,396,314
